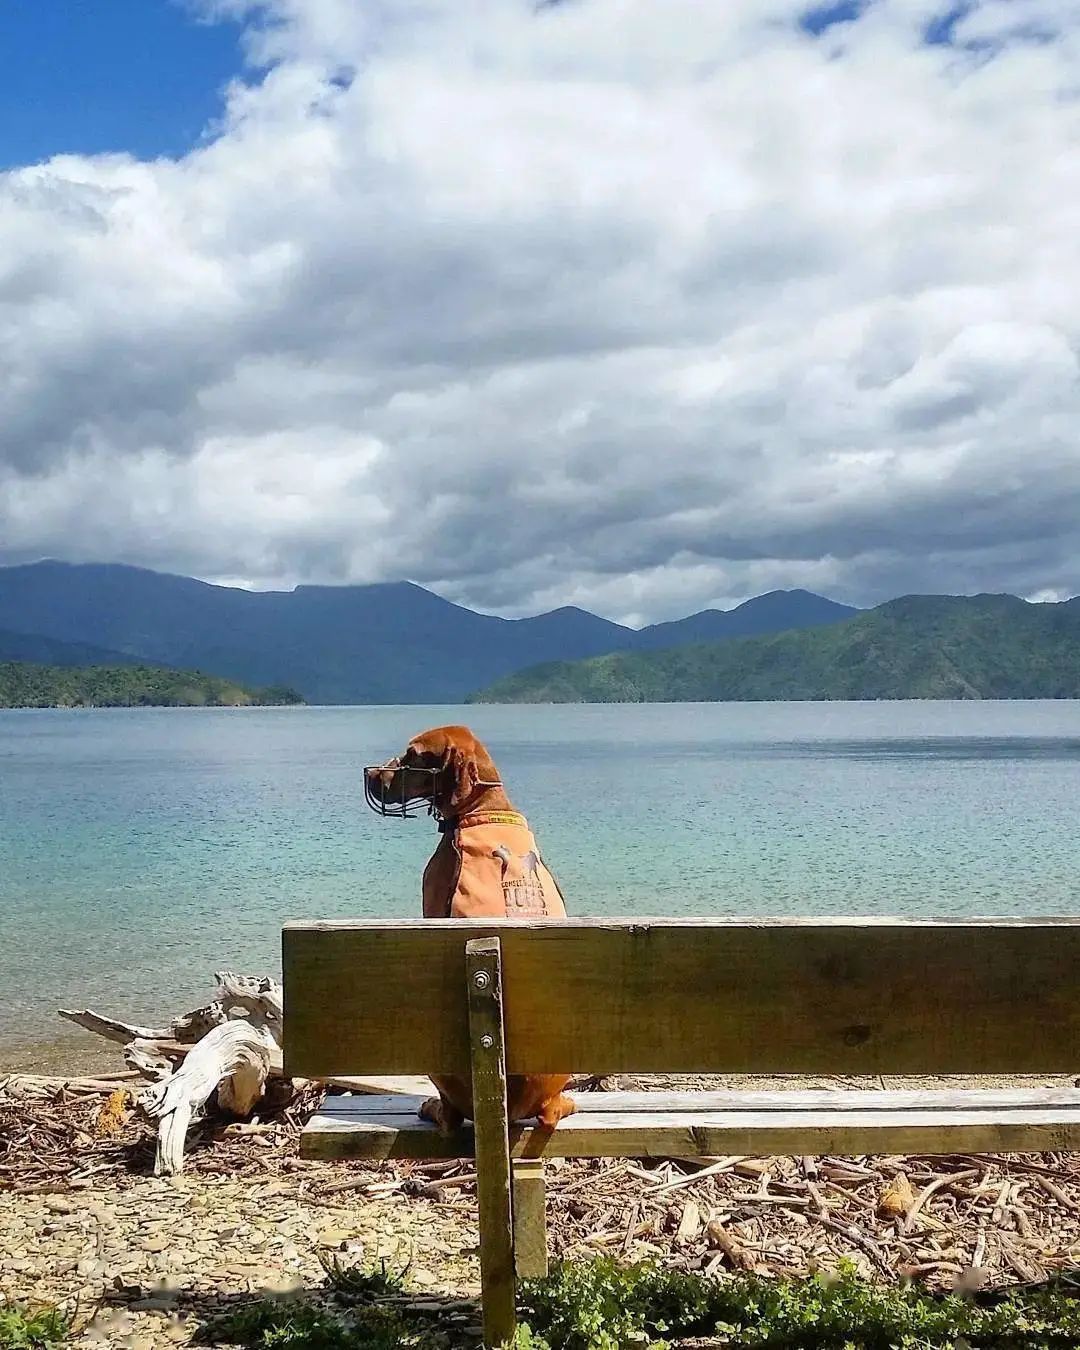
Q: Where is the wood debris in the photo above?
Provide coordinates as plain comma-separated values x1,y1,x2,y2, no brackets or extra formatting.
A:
7,1003,1080,1295
8,1070,1080,1294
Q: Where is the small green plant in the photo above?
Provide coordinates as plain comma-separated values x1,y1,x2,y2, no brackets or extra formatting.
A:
318,1251,410,1302
0,1304,69,1350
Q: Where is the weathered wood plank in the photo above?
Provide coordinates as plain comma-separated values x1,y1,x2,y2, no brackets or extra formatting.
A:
329,1075,433,1097
512,1160,548,1280
565,1086,1080,1112
301,1100,1080,1161
317,1086,1080,1116
283,918,1080,1078
466,937,516,1349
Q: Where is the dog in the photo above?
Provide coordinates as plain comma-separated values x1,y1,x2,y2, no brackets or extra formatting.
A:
364,724,576,1133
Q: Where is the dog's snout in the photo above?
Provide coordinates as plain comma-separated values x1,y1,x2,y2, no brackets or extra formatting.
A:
366,757,402,785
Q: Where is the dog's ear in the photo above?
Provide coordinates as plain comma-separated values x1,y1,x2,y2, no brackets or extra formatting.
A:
441,744,479,811
405,726,496,813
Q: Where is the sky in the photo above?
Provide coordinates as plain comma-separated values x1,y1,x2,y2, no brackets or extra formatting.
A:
0,1,244,167
1,0,1079,625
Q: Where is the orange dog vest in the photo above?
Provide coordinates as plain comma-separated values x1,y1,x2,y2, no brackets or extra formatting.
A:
430,811,567,919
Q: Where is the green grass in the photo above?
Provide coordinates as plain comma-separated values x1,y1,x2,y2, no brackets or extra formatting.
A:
0,1305,69,1350
201,1255,439,1350
198,1255,1080,1349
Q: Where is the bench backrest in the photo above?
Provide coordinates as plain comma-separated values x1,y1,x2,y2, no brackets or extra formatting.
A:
283,917,1080,1079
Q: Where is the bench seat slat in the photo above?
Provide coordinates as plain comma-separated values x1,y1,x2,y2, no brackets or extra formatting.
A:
302,1089,1080,1160
318,1087,1080,1116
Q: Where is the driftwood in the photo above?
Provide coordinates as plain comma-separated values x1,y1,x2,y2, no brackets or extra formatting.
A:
214,972,283,1027
58,1002,226,1045
124,1040,179,1081
59,971,284,1175
57,971,432,1174
66,1016,428,1092
0,1070,139,1098
141,1018,277,1174
138,973,283,1175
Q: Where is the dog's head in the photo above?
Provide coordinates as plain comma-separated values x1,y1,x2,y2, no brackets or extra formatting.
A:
364,725,502,819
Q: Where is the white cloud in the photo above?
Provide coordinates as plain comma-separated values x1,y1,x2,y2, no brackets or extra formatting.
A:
2,0,1079,621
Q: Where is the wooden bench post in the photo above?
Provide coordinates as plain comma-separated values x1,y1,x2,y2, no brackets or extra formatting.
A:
466,936,516,1348
512,1159,548,1279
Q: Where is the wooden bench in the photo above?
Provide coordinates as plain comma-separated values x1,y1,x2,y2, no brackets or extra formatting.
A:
284,917,1080,1347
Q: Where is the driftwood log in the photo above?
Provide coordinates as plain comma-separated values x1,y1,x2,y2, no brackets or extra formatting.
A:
60,970,283,1175
58,972,430,1174
142,1018,278,1174
58,1002,227,1046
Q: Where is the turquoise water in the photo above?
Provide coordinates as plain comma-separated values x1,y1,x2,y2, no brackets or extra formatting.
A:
3,700,1080,1064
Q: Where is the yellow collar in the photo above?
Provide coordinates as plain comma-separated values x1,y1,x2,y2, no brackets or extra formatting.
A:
455,810,528,830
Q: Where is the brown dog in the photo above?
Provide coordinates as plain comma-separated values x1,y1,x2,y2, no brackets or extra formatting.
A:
364,724,576,1133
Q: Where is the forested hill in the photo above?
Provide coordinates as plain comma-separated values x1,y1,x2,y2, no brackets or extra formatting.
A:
470,594,1080,703
0,661,304,709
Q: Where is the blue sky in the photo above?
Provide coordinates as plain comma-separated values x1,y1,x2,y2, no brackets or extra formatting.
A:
0,0,243,167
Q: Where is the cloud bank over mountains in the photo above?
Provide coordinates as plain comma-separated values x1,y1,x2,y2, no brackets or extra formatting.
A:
2,0,1078,623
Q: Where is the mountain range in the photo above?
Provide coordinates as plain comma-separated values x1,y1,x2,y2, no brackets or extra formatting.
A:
0,561,856,704
472,594,1080,703
0,627,146,669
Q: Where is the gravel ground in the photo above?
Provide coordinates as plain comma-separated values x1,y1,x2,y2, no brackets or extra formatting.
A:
7,1069,1080,1347
0,1168,479,1347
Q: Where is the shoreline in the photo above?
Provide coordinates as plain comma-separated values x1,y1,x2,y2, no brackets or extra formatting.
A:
0,1034,120,1079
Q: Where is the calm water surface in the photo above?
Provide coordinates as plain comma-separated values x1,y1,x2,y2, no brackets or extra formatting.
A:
2,701,1079,1064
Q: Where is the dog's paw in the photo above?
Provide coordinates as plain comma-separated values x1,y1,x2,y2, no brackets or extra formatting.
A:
536,1093,577,1130
418,1095,465,1137
418,1096,443,1125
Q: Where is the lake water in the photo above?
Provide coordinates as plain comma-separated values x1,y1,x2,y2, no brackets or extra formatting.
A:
3,700,1080,1069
